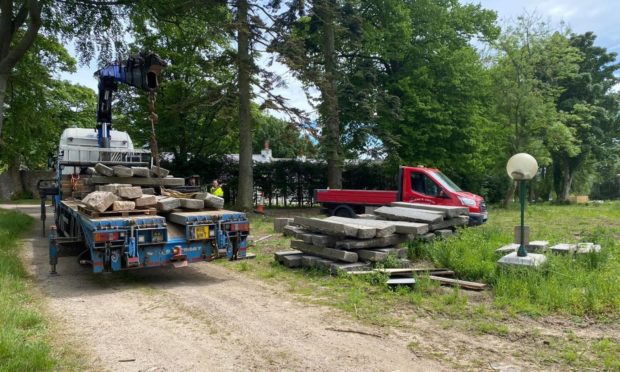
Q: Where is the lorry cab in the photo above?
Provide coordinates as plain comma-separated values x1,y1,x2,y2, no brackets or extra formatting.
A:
398,166,487,224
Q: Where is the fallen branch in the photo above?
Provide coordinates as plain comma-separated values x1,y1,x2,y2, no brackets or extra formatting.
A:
325,327,382,338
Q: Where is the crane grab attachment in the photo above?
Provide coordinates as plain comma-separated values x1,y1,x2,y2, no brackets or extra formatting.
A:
94,52,167,148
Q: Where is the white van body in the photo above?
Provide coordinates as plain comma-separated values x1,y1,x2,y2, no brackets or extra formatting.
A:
58,128,150,174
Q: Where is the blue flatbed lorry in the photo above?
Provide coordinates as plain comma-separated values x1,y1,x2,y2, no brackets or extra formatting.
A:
44,139,250,274
40,52,249,274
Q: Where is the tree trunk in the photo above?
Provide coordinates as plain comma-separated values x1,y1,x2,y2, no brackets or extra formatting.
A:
318,0,342,189
0,74,7,141
559,161,573,202
236,0,253,211
501,180,516,208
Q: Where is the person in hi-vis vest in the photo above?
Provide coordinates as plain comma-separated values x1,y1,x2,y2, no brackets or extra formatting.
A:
210,180,224,197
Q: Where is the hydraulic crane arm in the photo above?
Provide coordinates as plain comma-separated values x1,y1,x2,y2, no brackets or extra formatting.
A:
94,52,167,148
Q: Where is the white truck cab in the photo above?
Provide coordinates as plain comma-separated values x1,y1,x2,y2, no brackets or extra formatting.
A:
58,128,150,175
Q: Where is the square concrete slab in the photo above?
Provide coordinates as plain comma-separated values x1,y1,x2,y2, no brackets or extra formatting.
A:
497,252,547,267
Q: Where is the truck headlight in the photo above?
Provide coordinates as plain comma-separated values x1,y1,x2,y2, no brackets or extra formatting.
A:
458,196,476,207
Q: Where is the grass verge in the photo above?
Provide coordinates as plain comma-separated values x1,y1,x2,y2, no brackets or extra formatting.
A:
417,202,620,318
0,209,61,370
221,203,620,370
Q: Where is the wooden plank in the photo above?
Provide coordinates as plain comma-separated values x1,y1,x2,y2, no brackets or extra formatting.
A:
386,278,416,286
390,202,468,217
346,267,452,276
374,206,444,223
428,275,487,291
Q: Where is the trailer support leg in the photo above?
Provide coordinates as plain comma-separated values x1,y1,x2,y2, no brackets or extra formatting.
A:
48,226,58,275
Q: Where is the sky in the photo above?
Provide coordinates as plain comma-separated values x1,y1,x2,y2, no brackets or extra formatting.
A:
60,0,620,117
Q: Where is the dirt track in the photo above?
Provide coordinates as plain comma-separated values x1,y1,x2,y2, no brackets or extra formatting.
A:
15,205,445,372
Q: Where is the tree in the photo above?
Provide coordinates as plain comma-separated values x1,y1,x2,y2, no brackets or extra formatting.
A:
114,1,239,174
490,16,582,204
1,34,96,195
375,0,499,191
270,0,412,188
0,0,42,142
0,0,132,143
550,32,620,200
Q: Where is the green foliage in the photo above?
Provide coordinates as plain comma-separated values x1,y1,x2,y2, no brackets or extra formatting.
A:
421,203,620,317
0,209,57,371
1,35,95,169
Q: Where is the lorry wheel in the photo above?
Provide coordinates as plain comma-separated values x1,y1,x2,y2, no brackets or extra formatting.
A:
333,206,355,218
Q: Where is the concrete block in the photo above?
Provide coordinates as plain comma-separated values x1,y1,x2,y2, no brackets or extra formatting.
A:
357,249,389,262
299,233,316,244
429,216,469,231
576,243,602,254
374,206,443,223
311,234,338,247
526,240,549,253
549,243,576,254
391,202,468,217
86,167,97,175
112,200,135,211
274,250,303,263
134,195,157,208
496,243,519,255
283,225,306,238
97,183,132,193
374,247,408,259
294,217,377,239
273,218,293,233
131,167,151,177
301,256,335,270
330,262,371,275
203,193,224,209
82,191,117,212
435,229,454,238
151,165,170,178
290,240,358,263
156,197,180,212
179,198,204,209
281,254,303,268
356,213,377,219
326,216,396,237
94,163,114,176
419,233,436,242
112,165,133,177
141,187,155,195
335,234,411,250
497,252,547,268
117,186,143,200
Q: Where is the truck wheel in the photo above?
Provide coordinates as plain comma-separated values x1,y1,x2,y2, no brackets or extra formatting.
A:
333,206,355,218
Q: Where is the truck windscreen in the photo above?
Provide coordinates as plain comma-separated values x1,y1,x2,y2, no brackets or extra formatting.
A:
433,171,462,192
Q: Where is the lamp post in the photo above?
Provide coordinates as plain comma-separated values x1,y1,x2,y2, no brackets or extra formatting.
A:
506,153,539,257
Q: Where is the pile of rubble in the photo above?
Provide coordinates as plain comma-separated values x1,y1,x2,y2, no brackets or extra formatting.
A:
79,163,224,214
274,202,470,274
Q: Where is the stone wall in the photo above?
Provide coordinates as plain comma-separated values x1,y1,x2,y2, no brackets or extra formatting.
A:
0,170,55,200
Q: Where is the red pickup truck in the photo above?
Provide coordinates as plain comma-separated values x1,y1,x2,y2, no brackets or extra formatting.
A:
315,166,488,224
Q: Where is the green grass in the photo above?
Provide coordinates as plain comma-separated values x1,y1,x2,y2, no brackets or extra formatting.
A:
0,199,40,205
0,209,57,371
419,202,620,318
225,204,620,370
